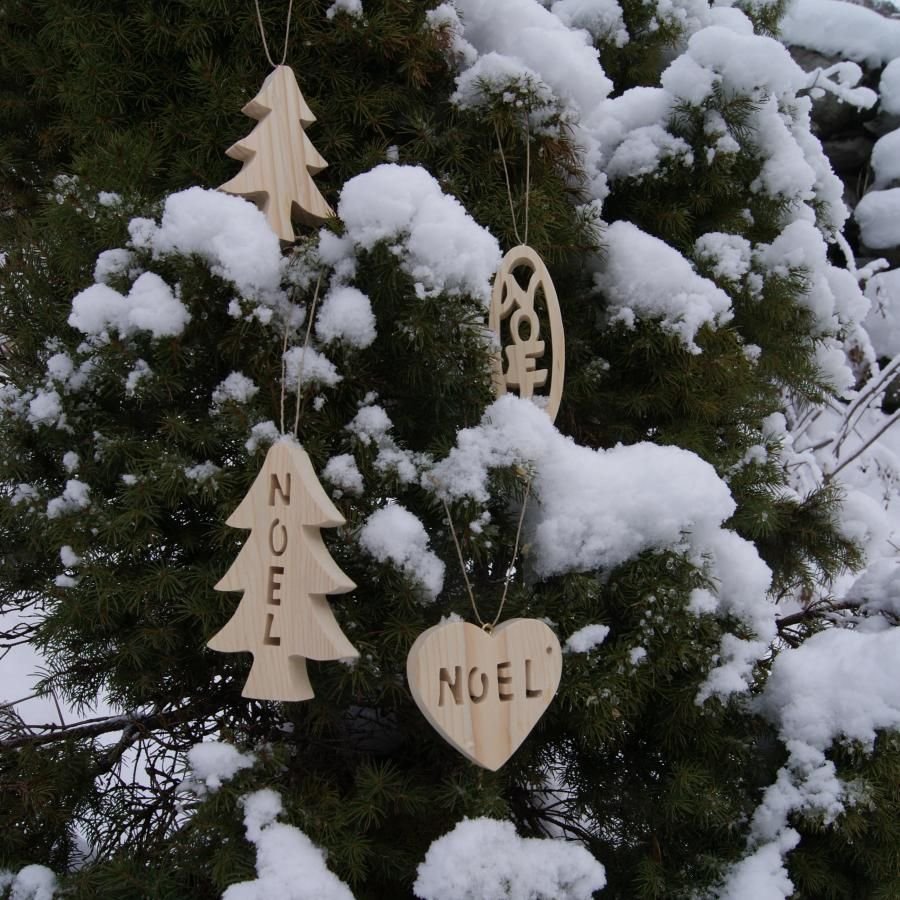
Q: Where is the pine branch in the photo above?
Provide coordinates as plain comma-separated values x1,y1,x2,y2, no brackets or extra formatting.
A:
775,600,861,632
0,696,224,751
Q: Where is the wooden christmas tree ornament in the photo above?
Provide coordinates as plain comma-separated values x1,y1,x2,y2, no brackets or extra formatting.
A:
219,65,333,242
489,245,565,424
407,619,563,771
208,439,358,701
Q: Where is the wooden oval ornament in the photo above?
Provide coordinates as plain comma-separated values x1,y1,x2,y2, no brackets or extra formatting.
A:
407,618,563,771
488,245,565,424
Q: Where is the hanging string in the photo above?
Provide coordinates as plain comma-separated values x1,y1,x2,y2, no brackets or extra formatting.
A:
494,111,534,248
437,110,540,628
440,477,532,631
523,110,531,247
292,272,323,437
494,122,523,247
278,324,290,434
253,0,295,69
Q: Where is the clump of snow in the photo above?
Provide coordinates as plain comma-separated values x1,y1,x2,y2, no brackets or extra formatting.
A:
604,124,694,182
358,505,445,600
781,0,900,68
129,188,283,301
246,421,281,454
451,0,613,116
596,220,733,353
69,272,190,339
413,817,606,900
871,131,900,190
425,4,478,68
346,404,393,445
322,454,364,496
222,789,355,900
97,191,122,207
124,359,152,396
320,165,501,303
855,189,900,249
59,546,81,567
0,864,58,900
662,26,806,104
880,58,900,115
629,646,647,665
26,390,63,428
283,346,342,389
211,372,259,410
429,396,737,576
61,452,79,474
184,462,221,483
451,53,557,112
315,286,376,348
551,0,629,48
564,623,610,653
716,832,799,900
93,248,136,285
759,627,900,751
187,741,255,792
694,233,752,282
325,0,362,20
46,480,90,519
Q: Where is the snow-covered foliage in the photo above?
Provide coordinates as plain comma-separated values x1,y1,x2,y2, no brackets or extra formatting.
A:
6,0,900,896
222,790,355,900
358,505,445,600
413,818,606,900
0,865,58,900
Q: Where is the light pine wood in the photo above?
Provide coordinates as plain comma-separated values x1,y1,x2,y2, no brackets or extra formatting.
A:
407,618,562,771
219,65,333,243
488,245,566,424
208,439,358,701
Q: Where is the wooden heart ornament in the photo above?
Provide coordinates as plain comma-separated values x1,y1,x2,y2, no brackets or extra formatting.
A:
407,619,563,771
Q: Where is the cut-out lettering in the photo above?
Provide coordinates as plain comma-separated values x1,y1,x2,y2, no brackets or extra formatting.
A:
267,565,285,605
268,519,288,556
497,661,513,701
269,472,292,506
263,613,281,646
439,666,463,706
525,658,542,698
468,667,489,704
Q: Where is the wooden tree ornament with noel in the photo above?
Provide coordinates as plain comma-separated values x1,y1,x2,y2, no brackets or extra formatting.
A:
208,440,358,701
219,64,333,242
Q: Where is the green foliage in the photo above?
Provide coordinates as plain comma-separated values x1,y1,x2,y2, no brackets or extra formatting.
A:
0,2,894,900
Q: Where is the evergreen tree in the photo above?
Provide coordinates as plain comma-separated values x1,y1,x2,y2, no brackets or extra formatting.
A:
0,2,898,899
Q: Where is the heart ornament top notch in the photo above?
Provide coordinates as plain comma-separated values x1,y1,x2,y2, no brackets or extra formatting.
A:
407,618,563,771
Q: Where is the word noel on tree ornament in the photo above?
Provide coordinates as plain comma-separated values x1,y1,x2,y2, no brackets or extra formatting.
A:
208,440,358,701
219,64,333,242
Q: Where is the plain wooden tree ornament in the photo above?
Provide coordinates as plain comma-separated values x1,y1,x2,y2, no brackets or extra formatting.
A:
208,440,358,701
219,65,333,242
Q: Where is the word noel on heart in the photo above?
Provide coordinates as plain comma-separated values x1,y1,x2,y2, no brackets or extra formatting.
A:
208,440,358,701
437,646,552,706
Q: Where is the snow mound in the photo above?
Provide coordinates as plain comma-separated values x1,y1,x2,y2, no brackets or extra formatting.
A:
128,187,284,300
223,789,355,900
413,817,606,900
320,164,501,303
358,505,445,600
596,220,733,352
